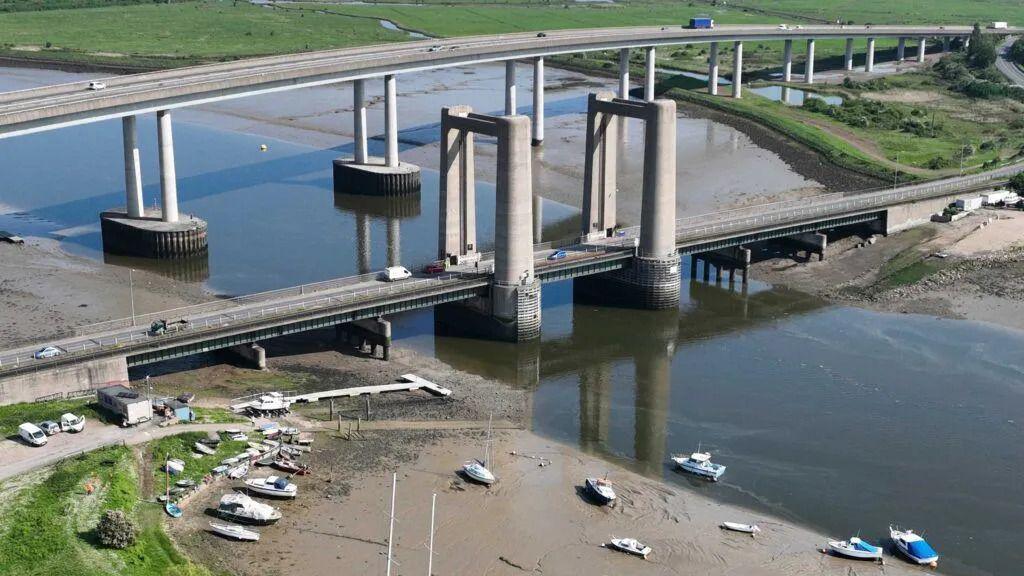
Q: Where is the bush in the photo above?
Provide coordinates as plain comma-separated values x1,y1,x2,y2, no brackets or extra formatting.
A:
96,510,138,549
1009,171,1024,194
927,156,954,170
1010,39,1024,66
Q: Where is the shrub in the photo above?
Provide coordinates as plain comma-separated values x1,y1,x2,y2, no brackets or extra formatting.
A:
927,156,954,170
1009,171,1024,194
96,510,137,549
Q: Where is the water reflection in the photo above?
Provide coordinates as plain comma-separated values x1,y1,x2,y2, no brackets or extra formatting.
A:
102,252,210,283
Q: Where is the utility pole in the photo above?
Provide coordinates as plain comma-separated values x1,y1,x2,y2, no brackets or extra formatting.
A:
427,493,436,576
386,472,397,576
893,153,900,189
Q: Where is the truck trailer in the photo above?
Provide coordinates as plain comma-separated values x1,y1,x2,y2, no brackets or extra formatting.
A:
689,17,714,29
97,385,153,426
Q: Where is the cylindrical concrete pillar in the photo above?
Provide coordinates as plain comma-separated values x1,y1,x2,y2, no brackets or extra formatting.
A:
122,116,144,219
917,38,926,63
943,37,950,52
708,42,719,95
532,57,544,146
386,217,400,267
639,100,676,259
504,60,517,115
732,41,743,98
782,39,793,82
618,48,630,98
844,38,854,71
866,38,876,72
806,39,816,84
494,115,534,286
897,37,906,62
644,47,656,101
353,79,368,164
384,74,399,168
157,110,179,224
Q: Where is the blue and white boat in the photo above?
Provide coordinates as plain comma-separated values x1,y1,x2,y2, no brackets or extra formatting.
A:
827,536,883,561
890,526,938,566
584,477,616,505
671,447,726,481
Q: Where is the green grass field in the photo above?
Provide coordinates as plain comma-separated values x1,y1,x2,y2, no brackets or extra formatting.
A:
0,397,107,436
725,0,1024,26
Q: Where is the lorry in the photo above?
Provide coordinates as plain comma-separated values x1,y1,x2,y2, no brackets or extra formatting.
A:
689,17,714,29
97,385,153,426
989,22,1008,29
148,318,189,336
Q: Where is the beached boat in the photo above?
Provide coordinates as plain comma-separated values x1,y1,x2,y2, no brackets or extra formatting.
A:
194,442,216,455
211,465,230,475
261,439,280,448
164,459,185,474
175,479,196,488
256,454,276,466
165,502,183,518
221,455,240,465
216,493,282,526
585,477,616,505
244,476,298,498
247,442,267,452
227,461,249,479
272,458,311,475
209,522,260,542
720,522,761,535
281,427,299,436
607,537,651,558
296,433,314,445
671,448,726,481
228,432,248,442
890,526,938,566
827,537,883,560
461,414,497,485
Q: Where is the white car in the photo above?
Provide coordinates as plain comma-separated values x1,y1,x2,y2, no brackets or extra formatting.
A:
60,413,86,433
33,346,63,359
18,423,48,447
778,24,788,30
380,266,412,282
87,81,106,90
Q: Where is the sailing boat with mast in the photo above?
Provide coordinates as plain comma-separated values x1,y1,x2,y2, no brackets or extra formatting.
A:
462,414,496,485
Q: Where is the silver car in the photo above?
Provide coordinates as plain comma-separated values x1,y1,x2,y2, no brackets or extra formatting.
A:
33,346,63,359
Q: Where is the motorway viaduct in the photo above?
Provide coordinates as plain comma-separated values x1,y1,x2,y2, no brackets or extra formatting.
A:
0,24,1020,404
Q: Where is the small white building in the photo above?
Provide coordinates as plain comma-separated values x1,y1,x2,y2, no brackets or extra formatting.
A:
955,197,984,211
982,191,1010,205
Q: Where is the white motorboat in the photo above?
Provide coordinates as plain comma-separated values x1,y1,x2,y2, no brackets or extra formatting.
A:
585,477,616,505
209,522,260,541
227,461,249,479
229,432,248,442
251,392,291,413
827,537,883,560
221,455,241,465
461,414,496,485
164,459,185,474
194,442,216,455
890,526,938,566
607,537,651,558
216,493,282,525
720,522,761,535
244,476,298,498
671,447,726,481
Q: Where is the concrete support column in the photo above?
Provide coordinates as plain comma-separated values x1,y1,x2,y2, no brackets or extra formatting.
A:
897,37,906,62
639,100,676,261
732,41,743,98
805,39,816,84
708,42,720,95
386,217,400,267
782,39,793,82
866,37,876,72
121,116,144,219
943,37,951,53
844,38,855,71
532,57,544,146
644,47,656,101
618,48,630,98
439,106,477,263
504,60,517,115
156,110,179,224
353,79,368,164
384,74,399,168
582,92,617,239
917,38,926,63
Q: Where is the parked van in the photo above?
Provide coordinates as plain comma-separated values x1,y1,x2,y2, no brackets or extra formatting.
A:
60,413,86,433
381,266,412,282
18,423,48,446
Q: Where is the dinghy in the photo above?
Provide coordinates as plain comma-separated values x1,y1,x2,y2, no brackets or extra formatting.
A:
244,476,298,498
211,465,230,475
227,461,249,479
164,459,185,474
175,479,196,488
607,537,651,559
229,432,248,442
671,446,726,481
720,522,761,535
890,526,938,566
272,458,311,475
585,477,616,505
209,522,259,542
217,493,282,526
165,502,183,518
194,442,216,455
827,537,883,561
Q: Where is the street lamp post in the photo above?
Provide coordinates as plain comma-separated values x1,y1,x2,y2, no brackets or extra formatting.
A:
894,153,900,189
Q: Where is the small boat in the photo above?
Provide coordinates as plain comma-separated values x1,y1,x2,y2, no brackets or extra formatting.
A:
165,502,183,518
244,476,298,498
671,446,726,481
256,454,276,466
585,477,616,505
164,459,185,475
224,428,242,435
229,432,248,442
462,459,496,485
227,462,249,479
247,442,267,451
211,465,230,475
607,537,652,558
720,522,761,535
175,479,196,488
296,433,314,445
216,493,282,526
281,427,299,436
279,444,304,457
827,537,883,560
221,456,241,466
250,392,291,413
170,486,187,495
261,439,280,448
209,522,260,542
890,526,938,566
272,459,311,475
244,448,262,457
194,442,216,455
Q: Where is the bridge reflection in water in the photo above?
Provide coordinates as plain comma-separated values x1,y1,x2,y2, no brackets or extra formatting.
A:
433,272,825,476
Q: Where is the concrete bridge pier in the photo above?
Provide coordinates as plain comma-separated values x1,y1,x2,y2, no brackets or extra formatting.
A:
226,343,267,370
782,40,793,82
575,97,680,310
439,106,479,265
708,42,720,95
781,232,828,261
644,47,656,100
897,37,906,62
805,39,816,84
732,41,743,98
917,38,927,63
100,111,208,259
336,317,392,360
532,57,545,146
866,38,876,72
582,92,618,240
692,246,751,285
844,38,854,71
943,37,951,52
505,60,517,115
333,75,421,196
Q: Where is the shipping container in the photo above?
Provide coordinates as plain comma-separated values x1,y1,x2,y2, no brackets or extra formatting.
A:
955,197,984,211
989,22,1008,29
689,17,714,29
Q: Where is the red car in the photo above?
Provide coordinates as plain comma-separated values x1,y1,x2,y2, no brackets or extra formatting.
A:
423,263,445,274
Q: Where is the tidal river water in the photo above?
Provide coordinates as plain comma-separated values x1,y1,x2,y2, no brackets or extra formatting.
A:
0,65,1021,575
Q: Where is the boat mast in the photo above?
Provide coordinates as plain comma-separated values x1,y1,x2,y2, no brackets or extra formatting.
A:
427,492,436,576
484,413,493,467
386,472,397,576
165,454,169,502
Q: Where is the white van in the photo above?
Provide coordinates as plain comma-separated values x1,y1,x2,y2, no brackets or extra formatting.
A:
381,266,412,282
18,423,48,446
60,413,86,433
